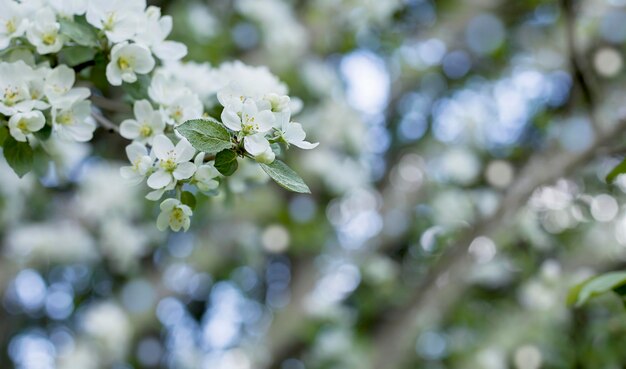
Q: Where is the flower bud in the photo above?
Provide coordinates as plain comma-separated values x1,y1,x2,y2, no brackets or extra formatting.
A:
255,147,276,164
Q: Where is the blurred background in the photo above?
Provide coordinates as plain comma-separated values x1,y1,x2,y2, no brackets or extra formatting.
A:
5,0,626,368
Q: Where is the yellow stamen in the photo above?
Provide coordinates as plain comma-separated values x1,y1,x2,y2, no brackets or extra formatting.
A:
117,56,131,70
160,158,177,172
6,19,16,34
42,33,56,46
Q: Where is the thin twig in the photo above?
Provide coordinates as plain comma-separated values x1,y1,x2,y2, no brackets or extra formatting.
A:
90,94,132,113
91,112,120,133
562,0,599,129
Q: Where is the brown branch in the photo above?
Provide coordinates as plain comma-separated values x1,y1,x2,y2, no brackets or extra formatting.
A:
91,112,120,133
90,94,132,113
368,114,626,369
562,0,599,128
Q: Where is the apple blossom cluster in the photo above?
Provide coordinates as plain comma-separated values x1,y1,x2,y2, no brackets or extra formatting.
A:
0,60,95,144
0,0,318,232
120,61,318,232
0,0,185,173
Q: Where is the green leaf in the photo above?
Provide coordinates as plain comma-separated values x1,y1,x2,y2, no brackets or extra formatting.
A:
214,149,238,176
259,160,311,194
0,125,9,147
59,17,99,47
606,158,626,183
569,271,626,307
58,46,96,67
176,119,233,153
3,137,34,178
181,191,197,210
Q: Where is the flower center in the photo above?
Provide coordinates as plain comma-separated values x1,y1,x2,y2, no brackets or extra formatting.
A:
57,112,73,125
16,119,28,132
132,158,143,171
42,32,57,46
241,116,259,135
6,19,16,34
171,207,184,224
117,56,132,71
4,87,20,106
30,89,41,100
139,124,152,137
160,158,177,172
171,107,183,122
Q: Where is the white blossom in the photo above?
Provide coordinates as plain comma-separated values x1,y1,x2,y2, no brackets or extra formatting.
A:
276,111,318,149
156,62,223,102
255,146,275,164
44,64,90,107
120,100,165,144
26,8,65,55
135,6,187,60
0,61,35,115
24,65,50,110
8,110,45,142
86,0,144,43
147,135,196,189
157,198,192,231
0,0,28,50
263,92,291,112
221,98,275,156
161,91,203,126
120,143,153,185
106,42,155,86
147,72,186,105
148,73,203,125
193,153,220,192
51,100,96,142
0,0,315,234
216,60,288,98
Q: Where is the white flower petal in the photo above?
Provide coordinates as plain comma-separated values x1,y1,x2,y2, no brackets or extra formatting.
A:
173,162,196,180
120,119,141,139
125,142,148,162
153,41,187,61
134,100,153,122
284,122,306,142
244,133,270,156
221,109,242,131
255,110,276,132
129,44,156,73
147,170,172,189
174,138,196,162
146,187,166,201
156,211,170,231
105,62,123,86
160,198,180,211
152,134,174,159
292,140,319,149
